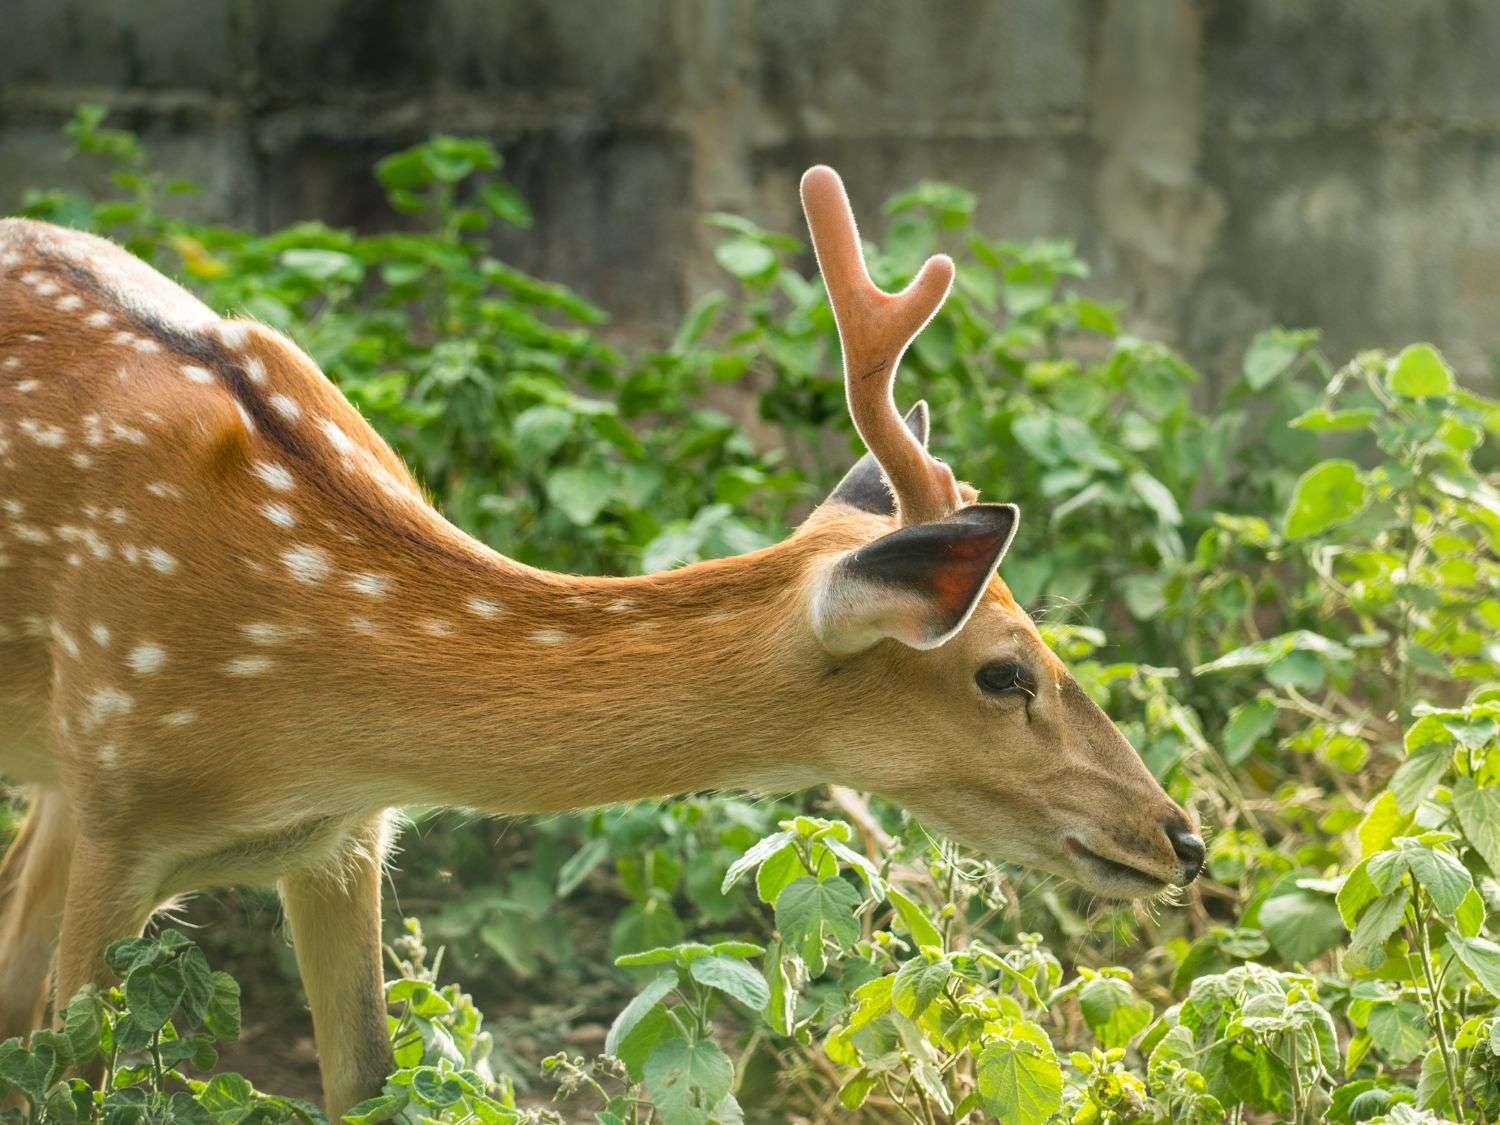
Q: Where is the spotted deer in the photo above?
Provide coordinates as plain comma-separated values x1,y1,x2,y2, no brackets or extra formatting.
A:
0,165,1203,1114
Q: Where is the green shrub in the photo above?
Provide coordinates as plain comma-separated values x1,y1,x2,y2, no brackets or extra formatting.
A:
6,107,1499,1123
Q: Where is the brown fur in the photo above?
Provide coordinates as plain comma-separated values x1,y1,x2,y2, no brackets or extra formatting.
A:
0,204,1192,1115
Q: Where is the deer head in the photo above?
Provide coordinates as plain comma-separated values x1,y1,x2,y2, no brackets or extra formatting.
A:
788,167,1203,897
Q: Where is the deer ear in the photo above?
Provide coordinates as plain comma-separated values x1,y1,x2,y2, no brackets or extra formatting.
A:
824,401,929,516
811,503,1019,654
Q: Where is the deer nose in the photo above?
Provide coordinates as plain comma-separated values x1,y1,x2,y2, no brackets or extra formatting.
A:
1165,818,1205,884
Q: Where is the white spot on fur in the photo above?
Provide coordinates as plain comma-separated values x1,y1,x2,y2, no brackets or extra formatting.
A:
146,481,183,500
182,365,213,385
50,621,80,659
82,685,134,732
223,655,273,676
270,394,301,421
349,616,379,636
144,547,178,574
320,419,357,455
132,337,160,354
241,622,290,645
19,418,66,447
281,545,331,583
86,310,112,328
465,597,503,618
345,572,390,597
56,293,83,311
89,623,111,647
420,619,456,637
15,379,39,393
261,502,297,529
252,461,294,492
244,357,267,384
160,708,198,727
70,452,94,470
215,321,249,348
529,628,572,645
126,642,167,675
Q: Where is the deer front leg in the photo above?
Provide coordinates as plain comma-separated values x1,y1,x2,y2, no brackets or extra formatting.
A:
280,816,395,1119
54,838,155,1037
0,789,76,1041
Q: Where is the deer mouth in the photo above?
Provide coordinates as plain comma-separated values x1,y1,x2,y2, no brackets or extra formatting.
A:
1064,836,1167,895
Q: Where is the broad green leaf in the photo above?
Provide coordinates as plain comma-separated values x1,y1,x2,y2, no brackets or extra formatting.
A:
1389,343,1454,398
61,988,103,1066
1449,935,1500,997
671,292,726,354
511,405,574,462
0,1035,63,1103
1359,791,1413,858
605,971,678,1057
1259,890,1344,964
1453,779,1500,873
343,1091,410,1124
715,238,776,282
1290,406,1378,432
1368,1000,1429,1066
614,1005,676,1082
1078,976,1154,1049
124,961,185,1033
688,955,770,1012
751,845,805,907
1455,886,1486,937
1403,846,1473,915
643,1037,735,1125
1346,886,1410,971
719,830,795,895
1243,328,1310,390
279,248,363,283
203,971,241,1041
1222,699,1277,765
545,464,612,526
479,179,532,228
976,1026,1063,1125
823,839,886,898
178,946,215,1027
1390,743,1453,814
1194,630,1352,676
1283,459,1366,539
774,877,862,950
892,957,952,1019
556,835,610,898
886,887,943,951
1129,470,1181,525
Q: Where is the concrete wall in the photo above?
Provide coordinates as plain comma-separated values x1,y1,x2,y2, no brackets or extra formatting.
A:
3,0,1499,379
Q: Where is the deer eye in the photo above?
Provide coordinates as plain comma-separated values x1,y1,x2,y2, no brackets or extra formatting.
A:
976,660,1030,697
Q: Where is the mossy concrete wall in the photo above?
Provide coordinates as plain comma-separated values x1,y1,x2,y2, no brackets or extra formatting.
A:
4,0,1499,377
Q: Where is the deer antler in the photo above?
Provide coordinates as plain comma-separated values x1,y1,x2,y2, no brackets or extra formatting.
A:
801,165,962,526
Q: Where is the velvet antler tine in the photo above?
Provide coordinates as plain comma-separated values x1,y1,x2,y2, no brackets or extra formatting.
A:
800,165,961,526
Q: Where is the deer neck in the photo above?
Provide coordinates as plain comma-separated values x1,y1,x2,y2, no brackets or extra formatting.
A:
322,524,845,814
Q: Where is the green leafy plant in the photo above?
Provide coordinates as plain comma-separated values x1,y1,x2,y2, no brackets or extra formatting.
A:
7,108,1500,1123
